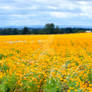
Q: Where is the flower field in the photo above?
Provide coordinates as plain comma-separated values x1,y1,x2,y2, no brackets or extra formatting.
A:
0,33,92,92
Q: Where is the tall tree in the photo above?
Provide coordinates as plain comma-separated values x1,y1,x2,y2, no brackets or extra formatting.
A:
44,23,55,34
22,27,29,34
13,28,19,35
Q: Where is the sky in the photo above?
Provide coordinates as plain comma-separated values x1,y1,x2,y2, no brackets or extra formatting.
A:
0,0,92,27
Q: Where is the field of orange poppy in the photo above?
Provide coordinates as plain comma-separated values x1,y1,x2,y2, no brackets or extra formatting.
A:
0,33,92,92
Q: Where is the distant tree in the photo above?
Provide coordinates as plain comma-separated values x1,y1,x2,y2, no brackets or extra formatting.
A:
67,28,73,33
13,28,19,35
0,23,90,35
44,23,55,34
55,26,60,34
2,28,11,35
22,27,29,34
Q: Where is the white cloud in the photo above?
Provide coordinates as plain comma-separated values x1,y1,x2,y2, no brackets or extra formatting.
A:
47,6,57,10
50,12,69,18
49,11,80,18
0,5,11,10
0,0,92,26
78,1,92,18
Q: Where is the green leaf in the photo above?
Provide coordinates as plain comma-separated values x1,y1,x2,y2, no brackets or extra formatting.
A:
88,70,92,84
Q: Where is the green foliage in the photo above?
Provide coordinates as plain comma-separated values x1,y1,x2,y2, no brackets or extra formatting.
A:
44,23,55,34
0,74,17,92
0,63,9,73
22,27,30,34
0,54,7,60
43,78,62,92
0,54,13,60
16,50,20,54
88,69,92,84
0,23,90,35
21,79,39,92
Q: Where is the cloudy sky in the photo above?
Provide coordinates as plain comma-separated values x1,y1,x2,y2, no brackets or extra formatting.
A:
0,0,92,27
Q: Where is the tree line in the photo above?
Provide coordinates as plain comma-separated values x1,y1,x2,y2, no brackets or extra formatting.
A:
0,23,91,35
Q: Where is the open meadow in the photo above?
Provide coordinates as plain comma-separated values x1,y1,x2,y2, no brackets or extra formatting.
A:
0,33,92,92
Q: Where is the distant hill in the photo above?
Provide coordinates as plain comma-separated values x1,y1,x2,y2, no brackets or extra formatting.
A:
0,25,44,29
0,25,92,29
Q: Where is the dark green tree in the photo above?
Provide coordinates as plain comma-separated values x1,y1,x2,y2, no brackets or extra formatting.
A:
22,27,29,34
13,28,19,35
44,23,55,34
55,26,60,34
